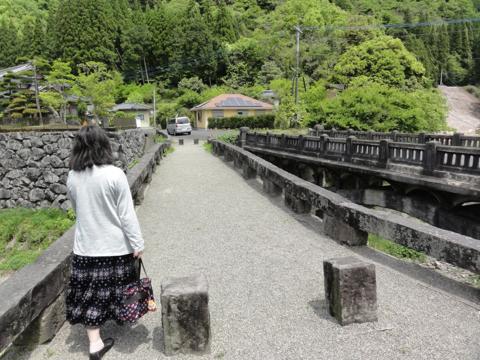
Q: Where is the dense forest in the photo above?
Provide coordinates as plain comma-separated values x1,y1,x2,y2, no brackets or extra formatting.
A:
1,0,480,131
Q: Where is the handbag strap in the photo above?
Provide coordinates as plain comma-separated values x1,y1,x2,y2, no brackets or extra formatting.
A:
138,258,149,278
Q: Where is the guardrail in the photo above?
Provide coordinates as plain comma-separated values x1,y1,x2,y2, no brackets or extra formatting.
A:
307,126,480,148
243,130,480,177
211,140,480,275
0,142,169,355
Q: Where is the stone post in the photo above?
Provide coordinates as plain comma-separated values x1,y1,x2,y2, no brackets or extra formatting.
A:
266,132,271,147
179,139,184,146
239,127,250,148
194,138,199,145
367,130,374,140
345,136,355,162
452,132,464,147
331,128,337,138
161,274,211,356
314,124,324,136
423,141,438,175
418,132,426,144
224,149,234,162
323,213,367,246
378,139,391,168
391,130,399,142
284,191,311,214
297,135,305,152
263,178,283,196
281,134,286,148
323,257,377,326
319,134,329,154
242,162,256,179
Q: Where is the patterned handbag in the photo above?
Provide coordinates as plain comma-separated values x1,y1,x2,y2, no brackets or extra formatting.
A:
119,258,156,322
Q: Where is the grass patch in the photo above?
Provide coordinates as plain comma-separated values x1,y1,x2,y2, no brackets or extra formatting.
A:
164,146,175,155
203,142,213,153
154,134,167,143
128,159,139,169
368,234,426,263
216,130,239,144
0,208,74,272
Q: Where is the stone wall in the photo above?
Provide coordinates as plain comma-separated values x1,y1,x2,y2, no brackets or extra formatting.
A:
0,128,153,210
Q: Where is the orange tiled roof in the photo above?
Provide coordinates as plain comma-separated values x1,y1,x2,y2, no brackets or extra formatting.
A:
191,93,274,111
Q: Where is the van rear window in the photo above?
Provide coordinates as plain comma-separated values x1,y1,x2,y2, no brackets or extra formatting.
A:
177,118,189,124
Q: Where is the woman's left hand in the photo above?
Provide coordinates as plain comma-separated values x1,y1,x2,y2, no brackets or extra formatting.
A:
133,250,143,258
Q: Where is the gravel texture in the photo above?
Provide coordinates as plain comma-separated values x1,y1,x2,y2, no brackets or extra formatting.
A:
16,142,480,360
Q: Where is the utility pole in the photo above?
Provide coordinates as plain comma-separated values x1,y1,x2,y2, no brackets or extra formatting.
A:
294,25,302,106
440,68,444,86
33,63,43,126
144,57,150,83
153,85,157,128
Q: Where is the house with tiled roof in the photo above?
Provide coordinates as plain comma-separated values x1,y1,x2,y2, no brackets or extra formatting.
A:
190,93,274,129
111,103,153,128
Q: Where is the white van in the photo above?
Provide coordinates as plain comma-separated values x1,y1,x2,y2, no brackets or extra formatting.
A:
167,116,192,136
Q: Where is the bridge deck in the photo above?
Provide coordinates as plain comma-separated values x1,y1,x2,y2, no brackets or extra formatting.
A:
18,143,480,360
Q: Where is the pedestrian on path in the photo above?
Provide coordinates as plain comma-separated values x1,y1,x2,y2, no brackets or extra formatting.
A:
65,125,145,360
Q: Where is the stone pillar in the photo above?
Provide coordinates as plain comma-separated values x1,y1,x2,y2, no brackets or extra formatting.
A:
323,257,377,326
242,163,256,179
179,139,184,145
418,132,426,144
423,141,438,175
161,275,211,356
284,192,311,214
233,155,242,169
263,178,283,196
345,136,355,162
452,132,464,147
323,214,367,246
378,139,391,168
319,134,329,154
239,127,250,148
314,124,324,136
14,292,66,346
224,150,233,162
391,130,399,142
297,135,305,152
194,139,199,145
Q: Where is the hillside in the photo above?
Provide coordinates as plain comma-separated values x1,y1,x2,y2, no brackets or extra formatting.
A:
439,86,480,134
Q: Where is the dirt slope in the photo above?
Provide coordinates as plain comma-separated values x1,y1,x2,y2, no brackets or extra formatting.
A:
439,85,480,134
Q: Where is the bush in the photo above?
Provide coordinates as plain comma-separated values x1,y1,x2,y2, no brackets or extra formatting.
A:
216,131,239,144
315,82,447,132
208,114,275,129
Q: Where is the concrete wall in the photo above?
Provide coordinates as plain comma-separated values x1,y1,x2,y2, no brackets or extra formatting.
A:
0,128,155,210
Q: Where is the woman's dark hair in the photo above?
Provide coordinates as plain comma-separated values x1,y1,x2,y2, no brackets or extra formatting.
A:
70,125,114,171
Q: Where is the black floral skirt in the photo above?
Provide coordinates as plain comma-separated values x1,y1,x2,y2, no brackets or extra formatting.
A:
66,253,138,327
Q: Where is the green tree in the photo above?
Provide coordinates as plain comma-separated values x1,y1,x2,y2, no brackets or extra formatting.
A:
215,1,238,43
332,36,427,89
20,16,46,59
50,0,117,67
0,19,19,67
73,62,123,121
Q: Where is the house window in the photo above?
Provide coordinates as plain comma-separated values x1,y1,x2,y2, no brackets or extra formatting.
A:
237,111,247,116
212,110,224,118
136,114,145,121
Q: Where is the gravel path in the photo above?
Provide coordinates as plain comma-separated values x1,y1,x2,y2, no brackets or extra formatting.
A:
439,85,480,134
18,142,480,360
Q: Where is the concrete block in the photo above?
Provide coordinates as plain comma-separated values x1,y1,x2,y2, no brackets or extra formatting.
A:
323,214,367,246
284,193,311,214
323,257,377,326
224,151,233,162
161,274,210,356
14,292,66,346
179,139,184,145
194,139,199,145
263,179,282,196
242,163,256,179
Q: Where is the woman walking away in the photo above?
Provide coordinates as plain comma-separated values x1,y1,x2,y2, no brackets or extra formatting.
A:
66,125,144,359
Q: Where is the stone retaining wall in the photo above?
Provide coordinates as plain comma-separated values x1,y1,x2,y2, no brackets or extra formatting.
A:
0,142,169,355
0,128,155,210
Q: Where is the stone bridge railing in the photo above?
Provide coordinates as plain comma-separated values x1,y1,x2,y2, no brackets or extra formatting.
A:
243,130,480,178
211,139,480,275
0,142,169,356
308,126,480,148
